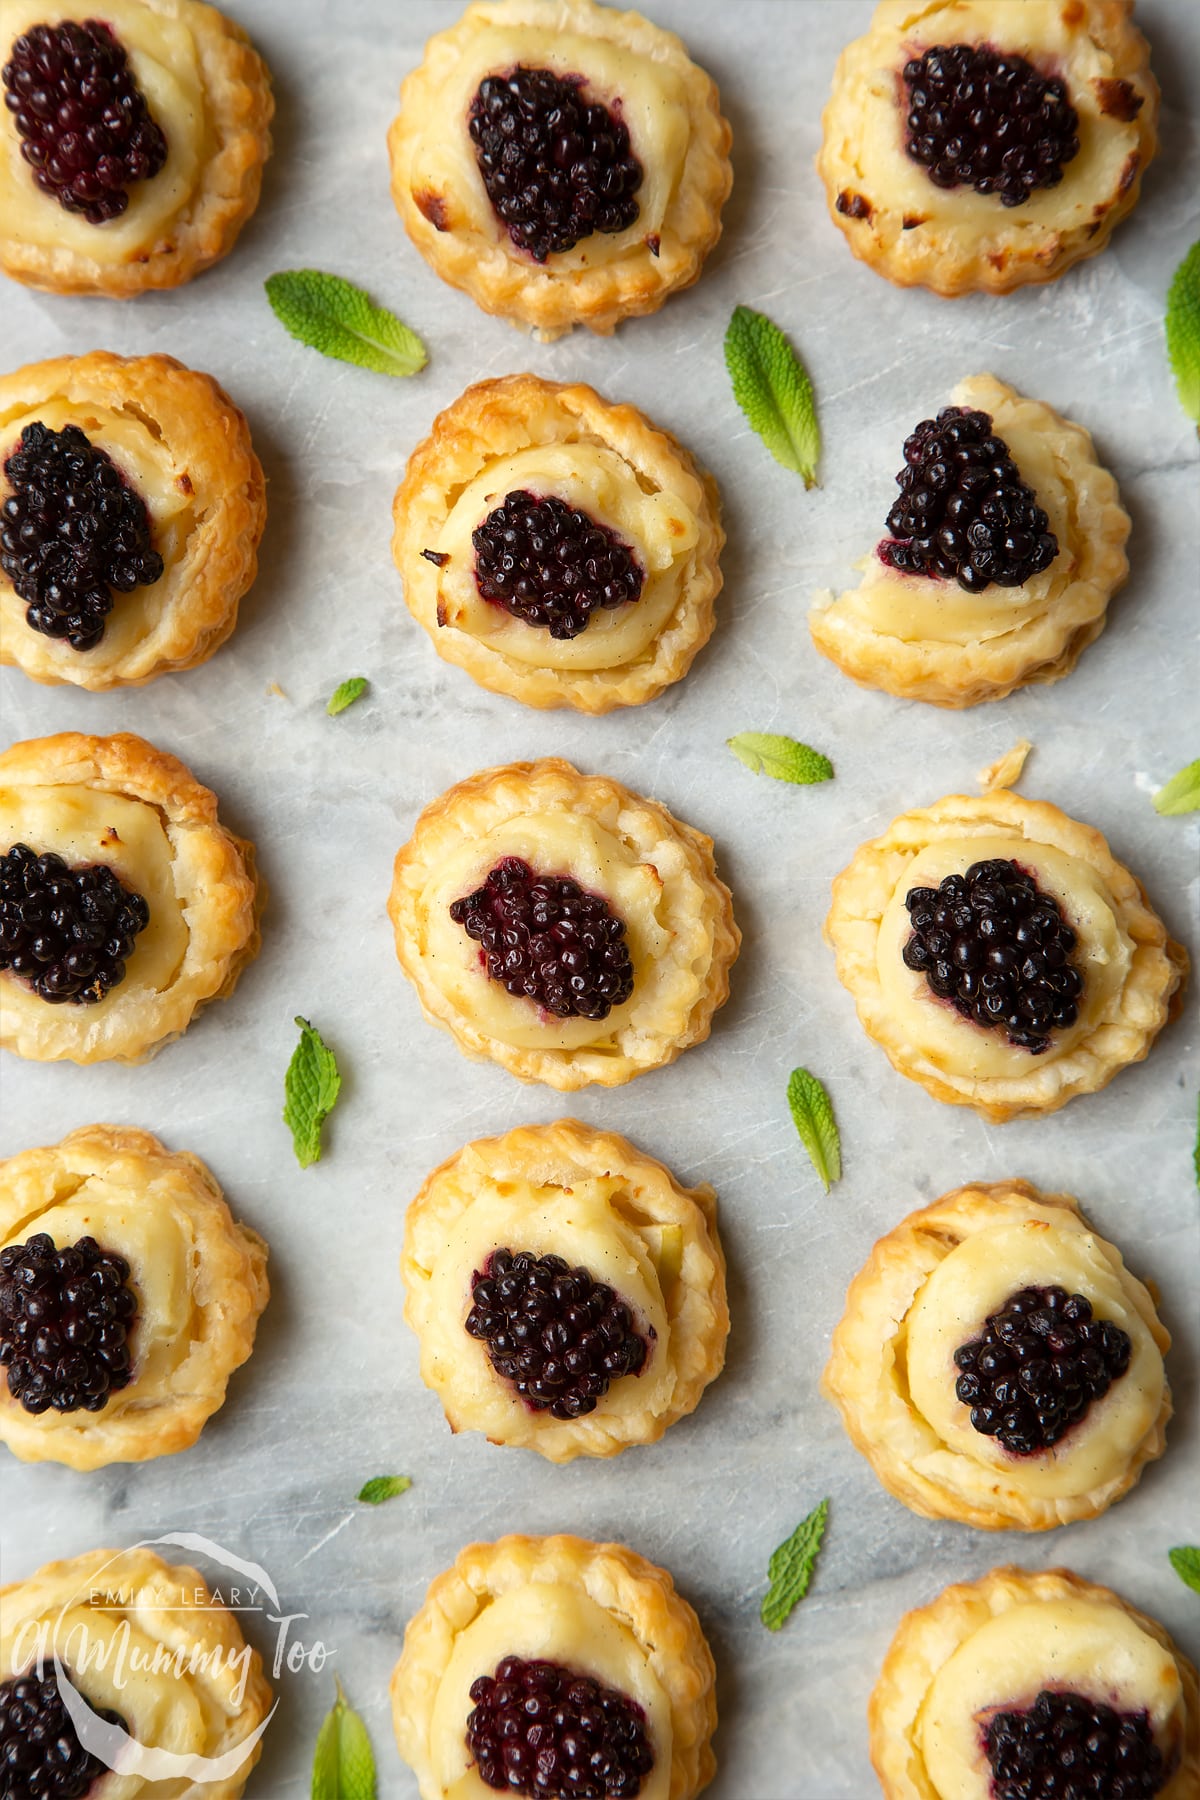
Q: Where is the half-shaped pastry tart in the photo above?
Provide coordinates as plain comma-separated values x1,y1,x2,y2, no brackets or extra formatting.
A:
1,352,265,688
388,759,739,1089
0,1544,274,1793
870,1565,1199,1800
402,1119,727,1461
823,1179,1169,1531
0,1125,268,1469
387,0,732,339
392,1533,717,1800
0,0,273,296
818,0,1158,296
825,787,1186,1120
393,375,723,713
809,375,1128,707
0,732,262,1063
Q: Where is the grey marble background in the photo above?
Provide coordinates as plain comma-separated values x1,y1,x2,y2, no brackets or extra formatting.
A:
1,3,1198,1795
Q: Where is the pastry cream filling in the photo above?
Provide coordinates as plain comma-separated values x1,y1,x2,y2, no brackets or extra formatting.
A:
904,1221,1164,1497
408,24,689,268
429,1586,672,1800
431,444,699,671
0,0,209,258
917,1598,1184,1800
418,812,674,1051
876,835,1133,1079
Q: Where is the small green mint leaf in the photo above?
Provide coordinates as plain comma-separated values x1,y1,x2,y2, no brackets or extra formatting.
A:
327,677,369,717
1169,1546,1200,1595
1152,758,1200,815
786,1068,842,1192
311,1678,377,1800
357,1475,412,1505
283,1016,342,1169
761,1497,829,1631
266,270,427,379
724,305,820,487
1165,241,1200,425
728,732,833,785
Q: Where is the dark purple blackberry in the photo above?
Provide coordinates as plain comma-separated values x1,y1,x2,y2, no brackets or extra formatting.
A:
953,1284,1131,1455
468,66,643,262
903,858,1082,1053
467,1655,654,1798
903,43,1080,207
0,1231,137,1415
985,1689,1166,1800
879,407,1057,592
466,1248,648,1419
3,18,167,224
472,491,644,640
0,1671,127,1799
449,857,635,1022
3,422,164,651
0,844,150,1005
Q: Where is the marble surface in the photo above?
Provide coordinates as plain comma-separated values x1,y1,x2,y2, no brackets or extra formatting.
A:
2,2,1198,1795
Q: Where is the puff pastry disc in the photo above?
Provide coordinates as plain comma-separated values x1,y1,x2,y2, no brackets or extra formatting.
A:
388,758,740,1090
391,1533,717,1799
0,732,262,1064
870,1565,1200,1800
387,0,732,339
393,374,723,712
809,375,1128,707
825,787,1186,1120
1,352,265,689
818,0,1158,296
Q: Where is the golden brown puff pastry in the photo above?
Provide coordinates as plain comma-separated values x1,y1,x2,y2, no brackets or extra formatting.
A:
870,1565,1200,1800
402,1118,728,1461
825,788,1186,1121
0,1544,273,1794
392,375,723,713
0,1125,268,1470
0,732,262,1064
0,352,265,689
818,1,1158,297
823,1179,1170,1531
809,375,1129,708
392,1533,717,1800
388,758,740,1090
387,0,732,340
0,0,272,298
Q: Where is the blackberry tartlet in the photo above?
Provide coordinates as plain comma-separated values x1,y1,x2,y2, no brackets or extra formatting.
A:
810,376,1129,708
387,0,732,338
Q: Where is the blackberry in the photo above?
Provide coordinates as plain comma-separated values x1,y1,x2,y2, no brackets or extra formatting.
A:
953,1284,1131,1455
473,490,644,640
467,1655,654,1798
902,43,1080,207
0,1671,127,1799
3,421,164,651
879,407,1057,592
3,18,167,224
466,1248,648,1419
468,66,643,262
0,1231,137,1415
985,1689,1166,1800
0,844,150,1005
449,857,634,1022
903,858,1082,1053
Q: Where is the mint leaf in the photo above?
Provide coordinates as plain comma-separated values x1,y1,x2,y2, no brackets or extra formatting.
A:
311,1678,376,1800
327,677,368,717
357,1475,411,1506
724,305,820,486
1166,241,1200,425
786,1068,841,1192
761,1498,829,1631
266,270,426,379
283,1017,342,1169
1152,758,1200,815
1170,1547,1200,1595
729,733,833,785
